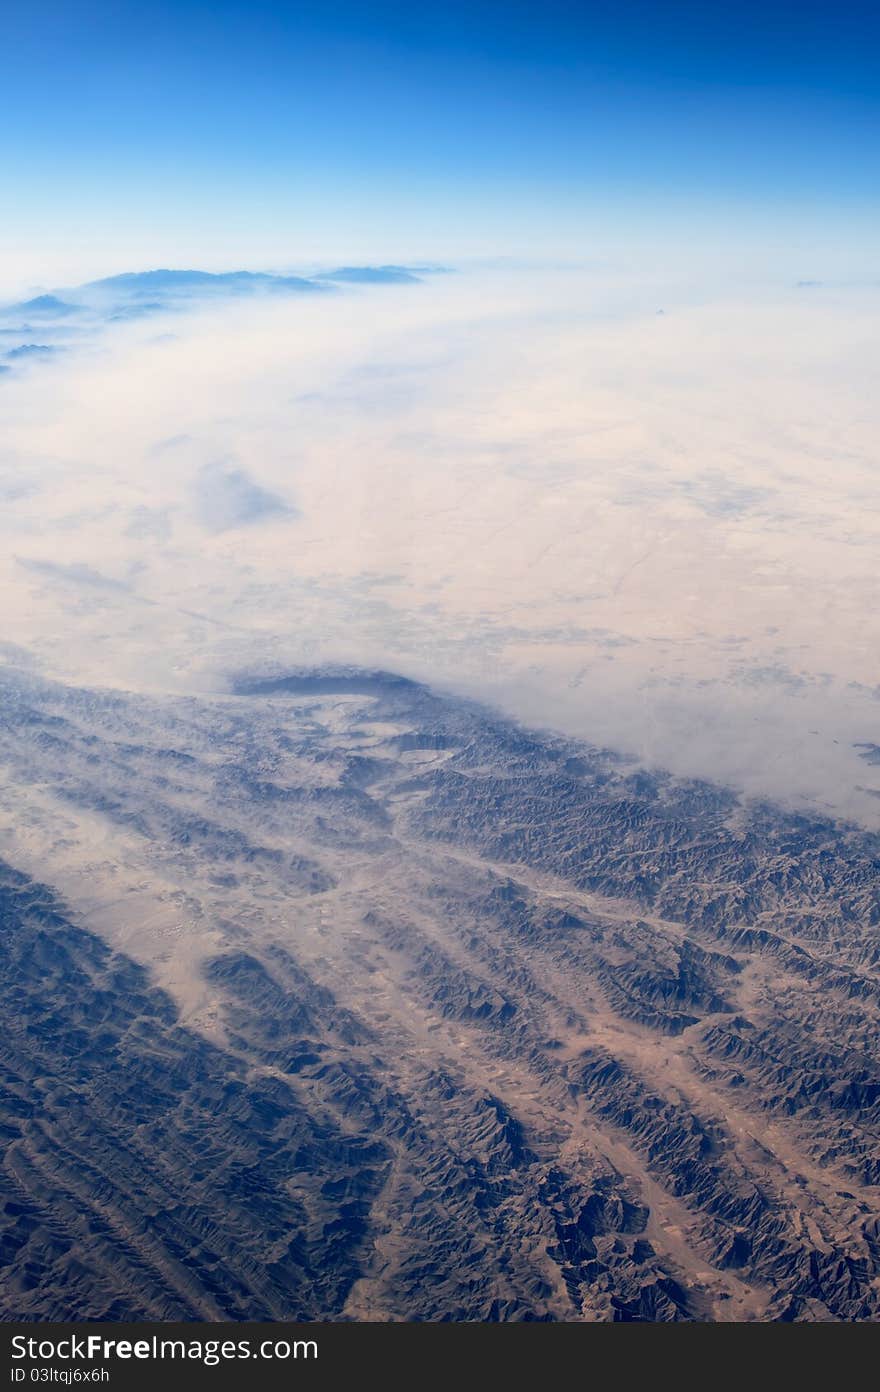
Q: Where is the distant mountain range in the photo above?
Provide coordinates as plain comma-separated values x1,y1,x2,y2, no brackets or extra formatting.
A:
5,343,56,359
85,268,322,295
0,265,446,374
1,264,445,322
6,293,80,316
315,265,421,284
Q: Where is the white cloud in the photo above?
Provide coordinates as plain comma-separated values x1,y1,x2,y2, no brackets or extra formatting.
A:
1,264,879,824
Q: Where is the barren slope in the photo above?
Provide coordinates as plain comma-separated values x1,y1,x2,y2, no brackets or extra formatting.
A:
1,665,879,1321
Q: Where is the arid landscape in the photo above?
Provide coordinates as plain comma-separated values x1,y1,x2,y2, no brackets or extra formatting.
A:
3,4,880,1326
3,664,880,1321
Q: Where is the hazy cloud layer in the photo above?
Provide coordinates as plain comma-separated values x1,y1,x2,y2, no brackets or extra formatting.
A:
1,264,878,824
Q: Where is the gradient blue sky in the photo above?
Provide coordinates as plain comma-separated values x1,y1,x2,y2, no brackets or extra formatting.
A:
3,0,879,284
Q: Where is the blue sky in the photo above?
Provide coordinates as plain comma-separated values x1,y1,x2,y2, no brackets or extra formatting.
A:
3,0,879,284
